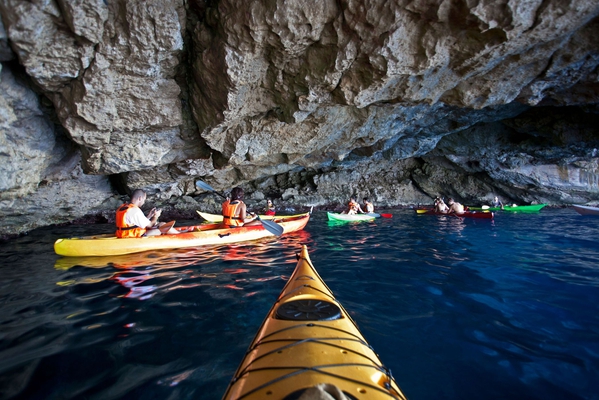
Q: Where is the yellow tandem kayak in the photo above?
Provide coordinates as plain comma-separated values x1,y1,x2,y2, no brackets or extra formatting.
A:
54,214,310,257
223,245,407,400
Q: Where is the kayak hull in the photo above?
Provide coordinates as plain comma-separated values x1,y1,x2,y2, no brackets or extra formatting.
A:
572,205,599,216
327,212,377,221
197,210,306,222
415,209,494,219
54,214,310,257
222,245,406,400
469,204,547,212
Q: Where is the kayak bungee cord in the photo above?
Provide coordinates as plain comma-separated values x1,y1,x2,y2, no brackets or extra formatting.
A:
241,335,382,372
232,364,403,400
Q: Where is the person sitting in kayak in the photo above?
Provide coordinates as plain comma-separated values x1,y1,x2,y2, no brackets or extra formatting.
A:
264,199,276,216
492,196,504,209
434,197,449,213
447,198,465,214
115,189,179,237
363,198,374,213
343,197,364,214
222,187,261,227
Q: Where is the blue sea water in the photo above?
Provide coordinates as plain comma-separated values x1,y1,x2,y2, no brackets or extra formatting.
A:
0,208,598,399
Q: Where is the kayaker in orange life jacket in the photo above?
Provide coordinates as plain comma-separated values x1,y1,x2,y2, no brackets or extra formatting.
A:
222,187,261,227
115,189,179,238
342,197,365,215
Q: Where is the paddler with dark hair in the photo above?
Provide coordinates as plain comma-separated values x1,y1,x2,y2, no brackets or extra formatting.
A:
363,197,374,213
264,199,276,216
222,187,261,227
434,196,449,213
115,189,179,237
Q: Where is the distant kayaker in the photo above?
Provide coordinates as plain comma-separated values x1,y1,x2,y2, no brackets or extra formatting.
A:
492,196,504,209
115,189,179,237
447,198,465,214
264,199,276,216
434,197,449,213
222,187,261,227
343,197,364,214
363,198,374,213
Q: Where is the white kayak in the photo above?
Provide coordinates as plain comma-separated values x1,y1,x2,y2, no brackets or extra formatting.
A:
327,212,378,221
572,205,599,216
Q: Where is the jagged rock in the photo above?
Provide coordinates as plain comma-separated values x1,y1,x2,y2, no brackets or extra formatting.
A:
0,66,60,200
58,0,109,44
0,63,113,236
0,16,13,61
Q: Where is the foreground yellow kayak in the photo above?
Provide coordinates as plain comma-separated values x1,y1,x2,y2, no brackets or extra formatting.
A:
54,214,310,257
223,245,407,400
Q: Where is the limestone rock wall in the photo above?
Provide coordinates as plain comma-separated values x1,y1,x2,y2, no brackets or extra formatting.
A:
1,0,599,236
0,65,113,234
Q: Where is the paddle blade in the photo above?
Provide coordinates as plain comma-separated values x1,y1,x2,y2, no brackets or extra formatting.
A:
257,216,284,236
195,180,215,192
195,180,227,199
380,213,393,218
481,205,490,209
159,220,176,234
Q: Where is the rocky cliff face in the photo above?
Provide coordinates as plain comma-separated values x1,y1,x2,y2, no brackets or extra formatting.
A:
1,0,599,236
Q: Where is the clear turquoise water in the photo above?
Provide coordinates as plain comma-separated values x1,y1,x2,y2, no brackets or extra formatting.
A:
0,208,598,399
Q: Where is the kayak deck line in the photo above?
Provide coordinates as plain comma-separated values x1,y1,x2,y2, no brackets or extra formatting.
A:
239,335,386,382
222,245,407,399
56,223,223,241
232,328,399,400
232,363,398,400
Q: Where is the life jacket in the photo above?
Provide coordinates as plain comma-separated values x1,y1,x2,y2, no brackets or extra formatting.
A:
348,200,359,212
222,200,244,227
115,203,146,238
265,203,275,216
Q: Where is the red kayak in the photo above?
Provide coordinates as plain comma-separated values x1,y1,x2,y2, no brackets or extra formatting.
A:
415,208,494,219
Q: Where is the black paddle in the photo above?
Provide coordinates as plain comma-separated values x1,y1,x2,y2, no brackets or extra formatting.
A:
195,180,284,236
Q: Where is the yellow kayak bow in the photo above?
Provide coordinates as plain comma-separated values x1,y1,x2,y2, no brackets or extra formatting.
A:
223,245,407,400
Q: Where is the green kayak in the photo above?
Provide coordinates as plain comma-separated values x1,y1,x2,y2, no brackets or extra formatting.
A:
327,212,377,221
469,204,547,212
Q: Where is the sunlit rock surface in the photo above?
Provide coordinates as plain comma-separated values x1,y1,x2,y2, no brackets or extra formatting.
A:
1,0,599,236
